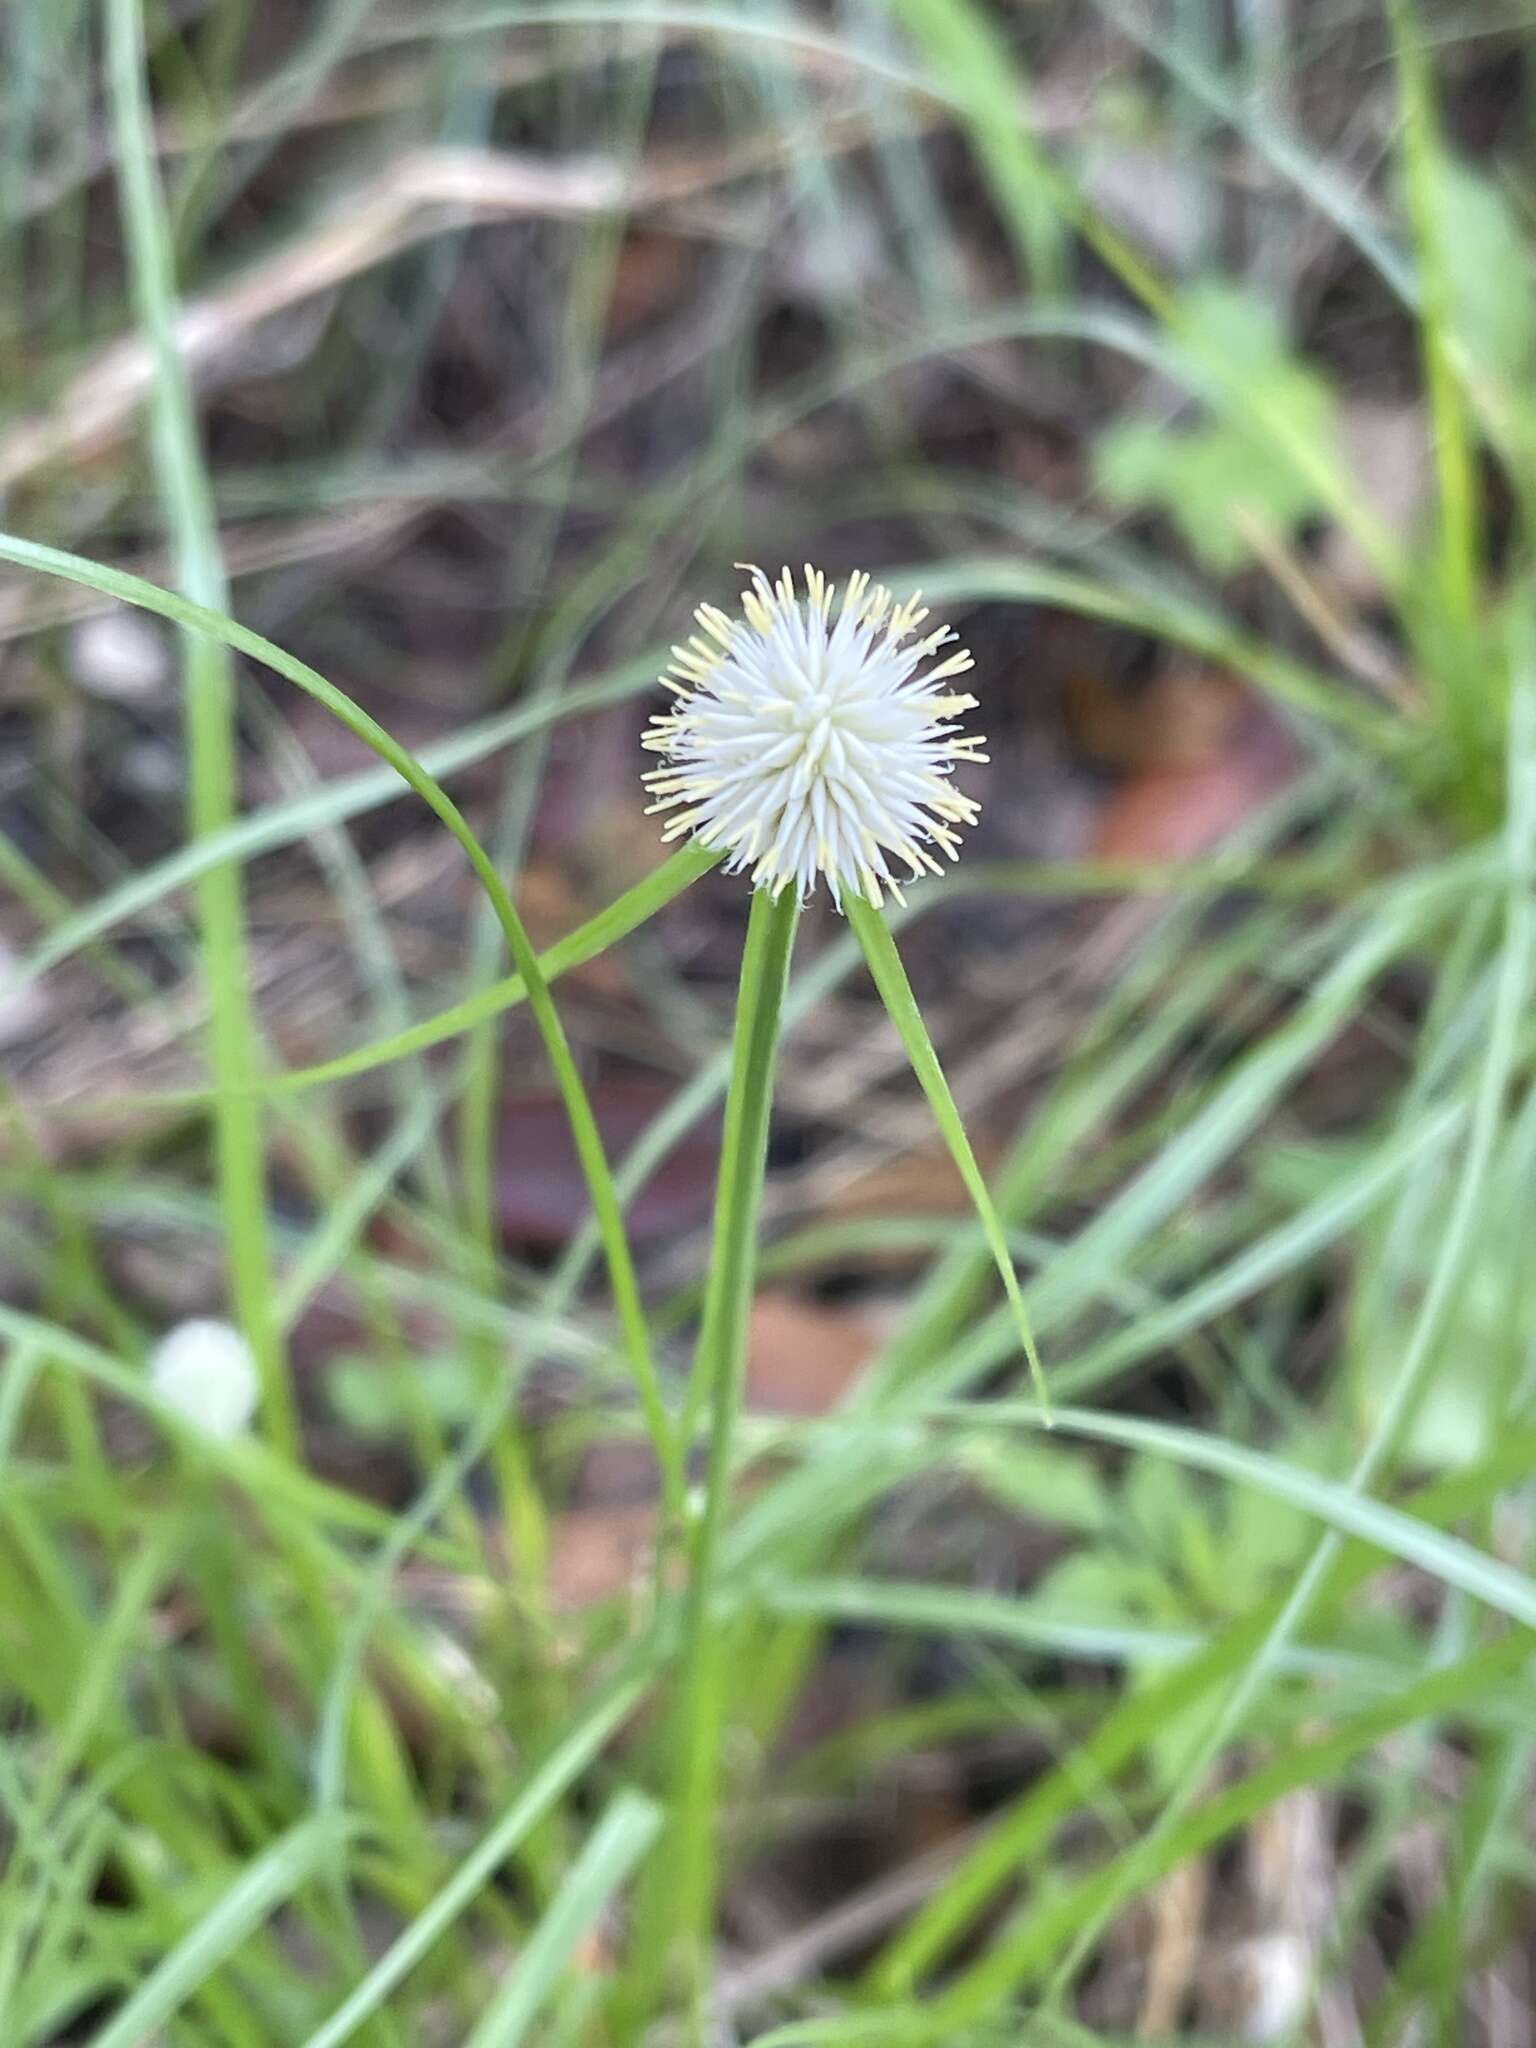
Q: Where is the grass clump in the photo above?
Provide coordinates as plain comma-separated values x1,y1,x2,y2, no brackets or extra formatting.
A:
2,3,1536,2044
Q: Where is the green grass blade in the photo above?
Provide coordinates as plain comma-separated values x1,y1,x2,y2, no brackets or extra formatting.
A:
759,1576,1387,1681
1387,0,1482,692
1052,1101,1463,1398
914,555,1402,748
738,2019,973,2048
84,1815,349,2048
938,1402,1536,1632
884,0,1063,292
268,844,716,1096
300,1677,647,2048
845,892,1046,1410
1004,880,1452,1345
103,0,290,1447
0,1338,43,1473
274,1087,445,1331
464,1792,661,2048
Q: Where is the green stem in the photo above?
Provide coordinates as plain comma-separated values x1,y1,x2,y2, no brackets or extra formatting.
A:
104,0,293,1453
1386,0,1487,791
637,883,799,2033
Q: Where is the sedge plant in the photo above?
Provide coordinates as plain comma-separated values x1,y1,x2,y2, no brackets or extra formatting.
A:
623,561,1048,2026
0,532,1046,2037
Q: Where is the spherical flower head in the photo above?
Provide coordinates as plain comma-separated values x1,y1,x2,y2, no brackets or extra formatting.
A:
148,1318,259,1441
642,564,986,907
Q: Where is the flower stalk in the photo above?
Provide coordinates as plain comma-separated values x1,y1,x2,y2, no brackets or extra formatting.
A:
631,562,1041,2030
633,881,799,2032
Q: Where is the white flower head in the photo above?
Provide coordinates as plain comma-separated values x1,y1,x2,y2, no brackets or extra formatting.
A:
642,564,986,907
148,1318,259,1441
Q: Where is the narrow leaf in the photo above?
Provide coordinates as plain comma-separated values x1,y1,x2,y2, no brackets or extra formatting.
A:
301,1679,644,2048
86,1816,347,2048
845,894,1047,1411
465,1793,661,2048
